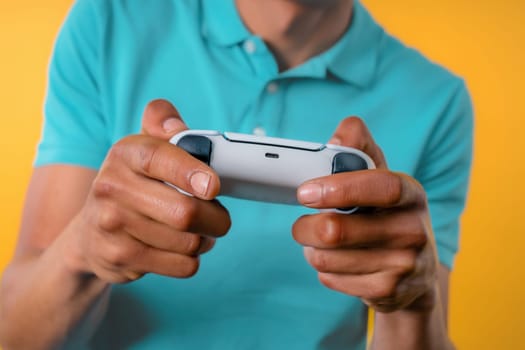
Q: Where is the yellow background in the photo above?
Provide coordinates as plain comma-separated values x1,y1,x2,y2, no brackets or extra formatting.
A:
1,1,524,348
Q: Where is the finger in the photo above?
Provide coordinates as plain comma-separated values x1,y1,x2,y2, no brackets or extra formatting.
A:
317,271,400,301
96,235,202,279
318,271,429,312
93,174,231,238
105,135,220,199
292,211,428,249
141,99,188,140
303,247,417,275
126,217,216,256
297,170,426,209
114,208,216,255
328,117,387,169
133,248,201,279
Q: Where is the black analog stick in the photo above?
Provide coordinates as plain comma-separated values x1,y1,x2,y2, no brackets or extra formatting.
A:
176,135,212,165
332,153,369,212
332,153,369,173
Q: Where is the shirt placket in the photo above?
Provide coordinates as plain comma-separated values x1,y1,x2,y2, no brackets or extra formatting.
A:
240,36,285,137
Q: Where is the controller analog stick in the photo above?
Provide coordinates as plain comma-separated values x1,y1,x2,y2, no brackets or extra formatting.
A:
176,135,212,165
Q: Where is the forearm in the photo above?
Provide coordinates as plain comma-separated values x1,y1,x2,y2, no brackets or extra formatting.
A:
0,230,110,350
369,283,455,350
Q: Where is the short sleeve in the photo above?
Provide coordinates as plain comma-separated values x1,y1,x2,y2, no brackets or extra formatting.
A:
35,0,110,170
416,81,474,269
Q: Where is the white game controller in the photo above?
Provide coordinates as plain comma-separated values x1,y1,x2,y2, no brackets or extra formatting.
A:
169,130,375,214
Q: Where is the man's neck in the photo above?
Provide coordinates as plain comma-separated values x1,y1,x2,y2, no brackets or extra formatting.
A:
235,0,354,71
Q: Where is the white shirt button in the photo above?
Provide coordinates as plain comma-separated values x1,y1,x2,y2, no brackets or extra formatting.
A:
266,82,279,93
243,40,256,54
253,126,266,137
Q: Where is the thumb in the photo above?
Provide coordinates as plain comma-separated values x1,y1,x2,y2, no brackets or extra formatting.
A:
141,99,188,140
328,116,388,169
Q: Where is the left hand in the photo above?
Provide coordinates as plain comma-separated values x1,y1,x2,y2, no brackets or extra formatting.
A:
293,117,439,313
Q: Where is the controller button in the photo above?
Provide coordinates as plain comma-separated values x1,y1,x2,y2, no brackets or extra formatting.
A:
332,153,368,213
332,153,368,174
176,135,212,165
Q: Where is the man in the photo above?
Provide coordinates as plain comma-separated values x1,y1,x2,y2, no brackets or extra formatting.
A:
0,0,472,349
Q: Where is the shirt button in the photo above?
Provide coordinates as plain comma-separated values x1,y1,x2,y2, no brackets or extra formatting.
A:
266,82,279,93
243,40,256,54
253,126,266,137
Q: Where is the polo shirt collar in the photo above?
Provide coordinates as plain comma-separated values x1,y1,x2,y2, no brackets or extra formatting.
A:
201,0,382,87
321,1,383,87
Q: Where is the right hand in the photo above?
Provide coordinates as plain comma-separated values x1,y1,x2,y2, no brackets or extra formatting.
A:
66,100,231,283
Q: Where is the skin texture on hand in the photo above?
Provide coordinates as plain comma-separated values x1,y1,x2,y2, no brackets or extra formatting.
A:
294,117,438,312
67,100,231,283
0,102,452,350
294,117,454,349
0,100,232,349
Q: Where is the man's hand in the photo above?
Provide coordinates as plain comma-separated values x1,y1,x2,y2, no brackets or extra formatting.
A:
68,99,231,283
294,117,438,313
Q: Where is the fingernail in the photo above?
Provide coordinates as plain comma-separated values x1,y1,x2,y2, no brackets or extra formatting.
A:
162,118,182,133
190,171,211,196
328,137,342,145
303,246,315,259
298,183,323,205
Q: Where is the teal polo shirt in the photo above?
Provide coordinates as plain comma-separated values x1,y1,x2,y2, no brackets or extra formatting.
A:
36,0,473,348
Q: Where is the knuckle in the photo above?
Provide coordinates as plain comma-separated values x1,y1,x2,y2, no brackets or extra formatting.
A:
107,139,128,160
324,183,340,199
106,136,139,164
96,205,123,232
411,230,428,248
412,218,429,247
400,218,428,248
394,251,418,275
183,235,203,256
137,140,162,175
104,245,129,267
92,178,118,199
369,277,398,300
383,172,404,207
169,200,198,231
104,243,145,268
196,237,216,255
318,215,343,247
310,251,330,272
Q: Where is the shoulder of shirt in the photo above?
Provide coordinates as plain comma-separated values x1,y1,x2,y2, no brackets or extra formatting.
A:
77,0,199,25
375,29,467,95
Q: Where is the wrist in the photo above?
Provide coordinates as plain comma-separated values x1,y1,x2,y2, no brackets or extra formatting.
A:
371,283,453,350
401,287,437,313
53,218,107,289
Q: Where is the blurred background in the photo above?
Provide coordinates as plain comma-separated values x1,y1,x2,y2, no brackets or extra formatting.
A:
1,1,524,349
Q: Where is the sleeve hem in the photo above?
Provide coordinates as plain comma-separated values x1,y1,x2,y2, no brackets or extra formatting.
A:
436,243,456,270
34,145,107,170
